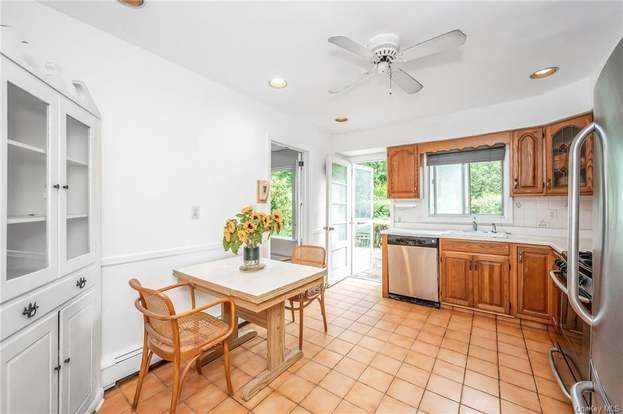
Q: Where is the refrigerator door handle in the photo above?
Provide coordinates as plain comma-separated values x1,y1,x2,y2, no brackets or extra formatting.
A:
570,381,594,413
568,122,608,326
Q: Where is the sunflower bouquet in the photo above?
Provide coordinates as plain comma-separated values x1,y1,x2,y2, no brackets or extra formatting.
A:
222,206,283,256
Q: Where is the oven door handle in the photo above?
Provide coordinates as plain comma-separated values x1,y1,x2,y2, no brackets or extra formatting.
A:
548,347,572,400
568,122,607,326
549,271,590,304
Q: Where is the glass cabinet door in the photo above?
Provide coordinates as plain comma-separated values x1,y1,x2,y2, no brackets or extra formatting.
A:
2,62,59,301
545,114,593,195
59,100,96,274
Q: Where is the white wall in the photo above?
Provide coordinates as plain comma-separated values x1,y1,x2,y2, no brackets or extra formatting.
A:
1,1,331,386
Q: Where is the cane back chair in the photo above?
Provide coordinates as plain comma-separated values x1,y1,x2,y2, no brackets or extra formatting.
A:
129,278,236,414
284,245,328,350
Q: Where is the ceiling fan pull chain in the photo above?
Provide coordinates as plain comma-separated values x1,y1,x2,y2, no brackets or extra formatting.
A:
388,62,393,95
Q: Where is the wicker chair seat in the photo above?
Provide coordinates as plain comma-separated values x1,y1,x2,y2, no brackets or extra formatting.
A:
149,312,229,355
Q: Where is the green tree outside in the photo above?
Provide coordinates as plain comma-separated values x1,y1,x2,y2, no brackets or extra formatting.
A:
270,169,294,237
362,161,390,248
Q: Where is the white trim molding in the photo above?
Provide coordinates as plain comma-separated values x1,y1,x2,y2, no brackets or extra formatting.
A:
101,243,222,267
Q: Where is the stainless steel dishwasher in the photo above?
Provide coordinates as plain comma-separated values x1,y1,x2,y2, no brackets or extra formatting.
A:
387,235,439,306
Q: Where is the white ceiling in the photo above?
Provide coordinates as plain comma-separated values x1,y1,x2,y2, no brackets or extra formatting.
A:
44,1,623,133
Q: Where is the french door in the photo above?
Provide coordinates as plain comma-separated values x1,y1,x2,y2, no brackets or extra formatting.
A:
352,164,374,274
326,158,374,285
326,158,351,284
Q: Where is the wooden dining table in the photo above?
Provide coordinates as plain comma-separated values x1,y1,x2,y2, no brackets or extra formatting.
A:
173,256,326,401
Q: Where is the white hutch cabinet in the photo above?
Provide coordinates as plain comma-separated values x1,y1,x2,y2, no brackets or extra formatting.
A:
0,34,102,414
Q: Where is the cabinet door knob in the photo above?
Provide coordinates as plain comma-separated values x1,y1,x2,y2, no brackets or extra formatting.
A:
62,184,69,190
64,357,71,364
76,277,87,289
22,302,39,318
53,184,60,189
514,178,518,189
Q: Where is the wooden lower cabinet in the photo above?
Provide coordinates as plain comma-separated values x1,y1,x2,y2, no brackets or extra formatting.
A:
473,254,511,314
440,251,473,307
439,239,554,323
516,245,556,323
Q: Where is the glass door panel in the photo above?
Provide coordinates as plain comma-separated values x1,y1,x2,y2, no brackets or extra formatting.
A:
2,63,59,301
326,159,351,285
352,165,374,274
60,101,95,274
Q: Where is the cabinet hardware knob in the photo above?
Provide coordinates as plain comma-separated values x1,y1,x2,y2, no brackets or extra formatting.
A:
62,185,69,190
22,302,39,318
64,358,71,364
76,277,87,289
53,364,61,372
53,184,60,189
514,178,518,189
519,252,524,263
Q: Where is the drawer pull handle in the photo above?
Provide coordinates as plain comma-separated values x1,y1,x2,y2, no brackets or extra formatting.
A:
22,302,39,318
76,277,87,289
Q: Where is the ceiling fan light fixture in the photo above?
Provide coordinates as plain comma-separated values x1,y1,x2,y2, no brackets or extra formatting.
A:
530,66,558,79
268,78,288,89
335,116,348,123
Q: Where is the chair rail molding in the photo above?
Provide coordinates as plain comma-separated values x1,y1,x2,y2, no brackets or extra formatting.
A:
101,243,222,267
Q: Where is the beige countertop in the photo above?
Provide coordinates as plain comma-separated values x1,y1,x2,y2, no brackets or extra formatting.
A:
381,227,593,254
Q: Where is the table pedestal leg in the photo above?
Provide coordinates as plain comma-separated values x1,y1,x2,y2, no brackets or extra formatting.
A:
241,302,302,401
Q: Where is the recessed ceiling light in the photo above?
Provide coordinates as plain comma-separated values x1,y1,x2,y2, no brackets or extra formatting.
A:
268,78,288,89
118,0,144,7
530,66,558,79
335,116,348,123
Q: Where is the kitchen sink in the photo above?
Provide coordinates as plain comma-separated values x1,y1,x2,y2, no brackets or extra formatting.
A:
445,230,510,239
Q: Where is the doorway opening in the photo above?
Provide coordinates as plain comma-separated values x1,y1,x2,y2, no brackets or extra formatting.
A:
354,160,389,281
270,142,304,261
325,156,389,285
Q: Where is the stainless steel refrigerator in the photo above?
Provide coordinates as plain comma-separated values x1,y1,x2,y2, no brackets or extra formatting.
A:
567,37,623,413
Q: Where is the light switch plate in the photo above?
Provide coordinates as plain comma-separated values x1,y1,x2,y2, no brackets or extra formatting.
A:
191,206,200,219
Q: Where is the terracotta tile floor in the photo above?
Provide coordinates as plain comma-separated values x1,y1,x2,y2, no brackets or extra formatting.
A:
100,278,572,414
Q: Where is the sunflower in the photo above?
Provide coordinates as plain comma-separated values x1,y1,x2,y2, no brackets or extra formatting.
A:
271,209,283,223
237,229,248,243
241,206,253,215
244,221,256,232
225,219,236,234
252,211,262,221
224,230,232,242
261,215,271,229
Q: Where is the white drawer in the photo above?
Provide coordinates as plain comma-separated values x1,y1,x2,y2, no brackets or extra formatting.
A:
0,265,98,342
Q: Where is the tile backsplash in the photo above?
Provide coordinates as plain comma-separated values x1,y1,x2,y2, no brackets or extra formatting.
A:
393,196,593,230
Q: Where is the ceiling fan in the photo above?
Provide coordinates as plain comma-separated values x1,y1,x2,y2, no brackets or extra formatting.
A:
328,29,466,96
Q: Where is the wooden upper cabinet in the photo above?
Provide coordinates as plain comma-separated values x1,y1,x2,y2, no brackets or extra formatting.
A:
440,251,473,307
516,245,555,323
511,128,544,195
387,144,419,199
545,113,593,195
473,254,510,314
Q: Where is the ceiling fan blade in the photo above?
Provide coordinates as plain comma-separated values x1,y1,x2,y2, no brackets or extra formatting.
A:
329,68,376,95
328,36,371,60
392,68,423,94
399,29,466,62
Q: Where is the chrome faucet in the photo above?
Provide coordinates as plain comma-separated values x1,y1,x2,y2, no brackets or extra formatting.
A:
491,223,497,233
472,216,478,231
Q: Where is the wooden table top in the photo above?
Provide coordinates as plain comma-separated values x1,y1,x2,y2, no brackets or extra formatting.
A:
173,256,326,306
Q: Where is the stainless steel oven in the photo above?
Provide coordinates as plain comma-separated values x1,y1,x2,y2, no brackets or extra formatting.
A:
548,251,592,403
